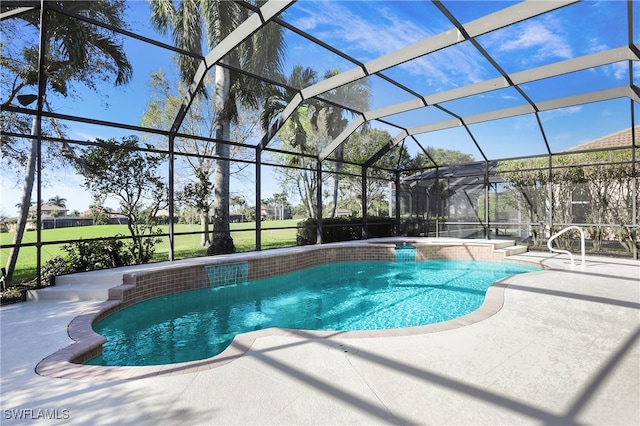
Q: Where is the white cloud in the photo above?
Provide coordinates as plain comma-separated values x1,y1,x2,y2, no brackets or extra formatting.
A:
541,105,582,122
586,36,608,54
497,20,573,61
291,3,425,59
287,2,488,88
290,14,322,33
608,62,627,80
513,115,539,131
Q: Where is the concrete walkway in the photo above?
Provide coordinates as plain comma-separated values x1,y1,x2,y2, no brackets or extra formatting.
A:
1,252,639,425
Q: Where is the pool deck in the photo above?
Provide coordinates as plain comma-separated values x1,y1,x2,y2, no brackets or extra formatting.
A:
1,249,639,425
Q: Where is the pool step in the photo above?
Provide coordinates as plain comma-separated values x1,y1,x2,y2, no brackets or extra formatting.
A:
25,258,214,302
495,245,528,257
27,281,116,301
491,240,519,250
26,268,128,301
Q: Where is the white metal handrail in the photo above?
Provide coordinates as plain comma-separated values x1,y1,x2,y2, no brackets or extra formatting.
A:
547,226,586,268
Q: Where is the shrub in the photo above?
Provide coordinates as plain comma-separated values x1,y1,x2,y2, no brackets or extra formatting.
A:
40,236,135,285
297,217,395,245
40,256,71,285
0,287,25,304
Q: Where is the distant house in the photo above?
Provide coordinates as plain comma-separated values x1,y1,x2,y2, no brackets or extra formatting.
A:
265,206,291,220
28,203,68,219
155,209,178,224
563,126,639,225
108,212,129,225
27,204,93,230
80,208,129,225
563,125,639,153
335,208,352,218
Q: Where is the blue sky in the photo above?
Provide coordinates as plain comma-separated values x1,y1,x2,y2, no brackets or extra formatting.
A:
280,0,635,160
1,0,637,215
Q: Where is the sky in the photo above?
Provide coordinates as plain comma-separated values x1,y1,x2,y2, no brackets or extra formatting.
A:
1,0,637,217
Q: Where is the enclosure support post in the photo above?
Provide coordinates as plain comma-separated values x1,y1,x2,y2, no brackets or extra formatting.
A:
548,155,554,240
395,170,401,236
362,166,368,239
35,1,48,288
255,146,262,251
316,160,323,244
630,103,637,260
435,171,440,237
494,184,499,238
484,162,490,239
168,134,175,261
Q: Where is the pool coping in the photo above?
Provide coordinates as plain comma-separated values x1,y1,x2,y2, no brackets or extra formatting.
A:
35,238,551,381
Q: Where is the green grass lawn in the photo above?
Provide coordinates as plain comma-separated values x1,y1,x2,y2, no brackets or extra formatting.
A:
0,219,302,284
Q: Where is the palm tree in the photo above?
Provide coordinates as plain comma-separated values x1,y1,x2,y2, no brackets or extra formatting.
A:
319,69,371,218
260,65,319,218
149,0,286,253
47,196,67,208
2,1,132,285
261,66,318,151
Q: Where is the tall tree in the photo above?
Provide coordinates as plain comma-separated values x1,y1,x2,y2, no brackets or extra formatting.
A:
141,70,258,246
260,65,319,218
82,136,166,264
149,0,285,254
319,69,371,218
340,128,409,216
409,147,475,169
47,195,67,208
1,1,132,285
271,108,333,219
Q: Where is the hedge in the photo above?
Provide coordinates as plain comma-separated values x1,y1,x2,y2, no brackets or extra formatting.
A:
296,216,395,245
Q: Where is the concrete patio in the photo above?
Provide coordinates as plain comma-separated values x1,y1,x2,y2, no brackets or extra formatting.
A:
1,251,639,425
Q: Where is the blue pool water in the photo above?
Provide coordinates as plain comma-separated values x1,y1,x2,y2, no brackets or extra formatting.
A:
88,260,540,366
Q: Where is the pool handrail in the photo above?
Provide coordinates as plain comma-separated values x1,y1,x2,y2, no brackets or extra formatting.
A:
547,225,586,268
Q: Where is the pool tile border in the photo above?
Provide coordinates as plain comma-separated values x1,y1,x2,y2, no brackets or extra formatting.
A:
35,238,546,381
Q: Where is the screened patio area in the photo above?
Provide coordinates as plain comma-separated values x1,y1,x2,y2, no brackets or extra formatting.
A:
1,0,638,289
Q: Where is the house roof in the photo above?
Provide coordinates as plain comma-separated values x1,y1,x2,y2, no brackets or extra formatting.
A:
29,203,67,212
564,126,640,152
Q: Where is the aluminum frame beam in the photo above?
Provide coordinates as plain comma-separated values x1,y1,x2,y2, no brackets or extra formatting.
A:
366,45,639,121
169,0,295,136
259,0,577,153
0,6,35,20
322,38,636,168
404,86,637,141
366,48,639,164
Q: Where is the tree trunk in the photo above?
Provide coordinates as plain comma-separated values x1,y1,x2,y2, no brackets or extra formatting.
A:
210,62,234,254
330,170,339,218
302,169,316,219
330,146,343,218
5,118,38,285
200,211,211,247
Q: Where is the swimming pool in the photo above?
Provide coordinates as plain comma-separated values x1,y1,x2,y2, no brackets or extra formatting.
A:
88,259,540,366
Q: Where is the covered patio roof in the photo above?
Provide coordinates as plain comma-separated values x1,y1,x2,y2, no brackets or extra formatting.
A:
176,0,640,168
3,1,637,170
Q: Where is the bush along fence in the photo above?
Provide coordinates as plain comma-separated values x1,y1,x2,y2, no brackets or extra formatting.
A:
297,217,396,245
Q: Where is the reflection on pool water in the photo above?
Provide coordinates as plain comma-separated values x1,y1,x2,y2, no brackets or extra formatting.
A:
88,260,541,366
